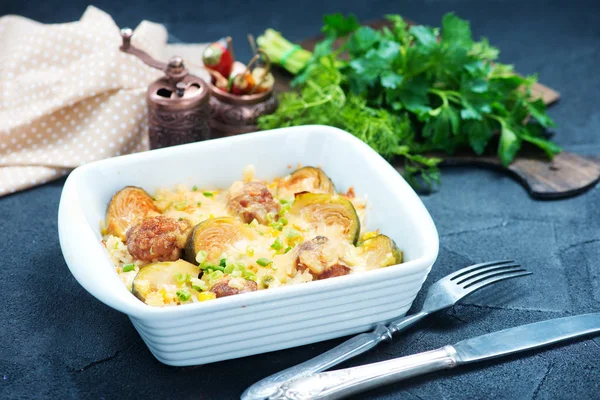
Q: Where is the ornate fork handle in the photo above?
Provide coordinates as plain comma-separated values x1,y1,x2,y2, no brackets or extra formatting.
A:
270,346,458,400
241,312,428,400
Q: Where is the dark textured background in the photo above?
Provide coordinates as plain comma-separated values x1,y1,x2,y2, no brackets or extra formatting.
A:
1,0,599,399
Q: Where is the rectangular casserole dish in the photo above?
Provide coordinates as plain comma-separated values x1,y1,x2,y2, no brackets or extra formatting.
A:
58,125,439,366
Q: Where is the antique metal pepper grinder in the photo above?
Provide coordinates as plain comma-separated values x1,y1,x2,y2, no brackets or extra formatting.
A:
119,28,211,149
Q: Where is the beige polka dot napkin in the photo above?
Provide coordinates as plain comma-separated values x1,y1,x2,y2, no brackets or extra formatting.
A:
0,6,210,197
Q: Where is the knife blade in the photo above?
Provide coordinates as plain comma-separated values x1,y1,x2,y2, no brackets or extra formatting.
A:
266,313,600,400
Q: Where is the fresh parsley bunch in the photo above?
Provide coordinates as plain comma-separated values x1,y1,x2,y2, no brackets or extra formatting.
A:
258,13,559,187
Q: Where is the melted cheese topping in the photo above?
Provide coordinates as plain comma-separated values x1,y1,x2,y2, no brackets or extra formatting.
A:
103,166,399,307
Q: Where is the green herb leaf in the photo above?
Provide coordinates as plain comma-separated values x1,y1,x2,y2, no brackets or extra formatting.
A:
396,77,431,115
526,99,556,128
408,25,438,49
380,71,403,89
498,124,521,166
441,13,473,49
521,132,562,159
463,119,493,155
469,38,499,61
347,27,382,56
322,13,360,37
257,12,559,188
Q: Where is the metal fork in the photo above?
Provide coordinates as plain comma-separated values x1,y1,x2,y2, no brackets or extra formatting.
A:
241,260,531,400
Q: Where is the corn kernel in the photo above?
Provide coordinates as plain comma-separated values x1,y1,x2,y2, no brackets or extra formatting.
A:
198,292,217,302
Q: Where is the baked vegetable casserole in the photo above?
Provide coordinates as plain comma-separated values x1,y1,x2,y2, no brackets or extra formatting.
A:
101,166,403,307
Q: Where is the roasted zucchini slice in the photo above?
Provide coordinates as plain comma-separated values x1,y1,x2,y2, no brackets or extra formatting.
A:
106,186,159,241
290,193,360,245
277,166,335,197
358,234,403,268
132,260,199,303
184,217,243,264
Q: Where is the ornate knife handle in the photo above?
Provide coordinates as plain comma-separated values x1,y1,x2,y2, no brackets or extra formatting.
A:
270,346,458,400
241,312,428,400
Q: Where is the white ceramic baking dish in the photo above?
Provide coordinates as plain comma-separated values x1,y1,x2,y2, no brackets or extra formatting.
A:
58,125,438,366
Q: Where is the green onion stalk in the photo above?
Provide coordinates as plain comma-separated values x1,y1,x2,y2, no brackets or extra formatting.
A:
256,29,312,74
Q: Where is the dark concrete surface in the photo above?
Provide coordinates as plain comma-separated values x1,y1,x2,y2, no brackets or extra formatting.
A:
1,0,599,399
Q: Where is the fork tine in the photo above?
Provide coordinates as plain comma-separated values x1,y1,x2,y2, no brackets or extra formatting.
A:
456,264,522,285
448,260,514,281
462,270,532,292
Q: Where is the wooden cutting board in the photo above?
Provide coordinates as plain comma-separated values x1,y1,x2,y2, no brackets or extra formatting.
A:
271,19,600,199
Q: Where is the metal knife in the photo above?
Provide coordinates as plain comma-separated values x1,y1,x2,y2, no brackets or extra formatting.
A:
266,313,600,400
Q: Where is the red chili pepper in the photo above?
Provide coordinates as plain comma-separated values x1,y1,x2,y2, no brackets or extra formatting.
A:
202,41,234,79
228,72,256,95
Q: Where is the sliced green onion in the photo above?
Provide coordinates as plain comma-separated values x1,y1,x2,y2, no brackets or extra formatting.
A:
203,191,214,197
206,269,224,282
199,262,216,270
192,185,198,192
257,29,313,74
195,250,208,264
176,289,191,301
271,237,283,251
192,285,204,292
197,201,202,207
287,229,300,239
257,258,273,267
284,246,292,254
270,221,284,231
279,199,289,205
261,275,274,287
243,270,257,281
173,201,187,210
279,203,291,215
265,212,276,224
231,269,243,277
279,217,288,225
122,263,135,272
219,258,227,268
224,263,235,274
199,262,225,272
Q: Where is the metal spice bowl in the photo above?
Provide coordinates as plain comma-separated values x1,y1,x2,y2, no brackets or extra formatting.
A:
120,28,211,150
208,84,278,138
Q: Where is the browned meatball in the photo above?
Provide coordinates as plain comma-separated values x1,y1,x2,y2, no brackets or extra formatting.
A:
318,264,351,280
210,278,258,298
126,216,190,262
228,182,280,224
